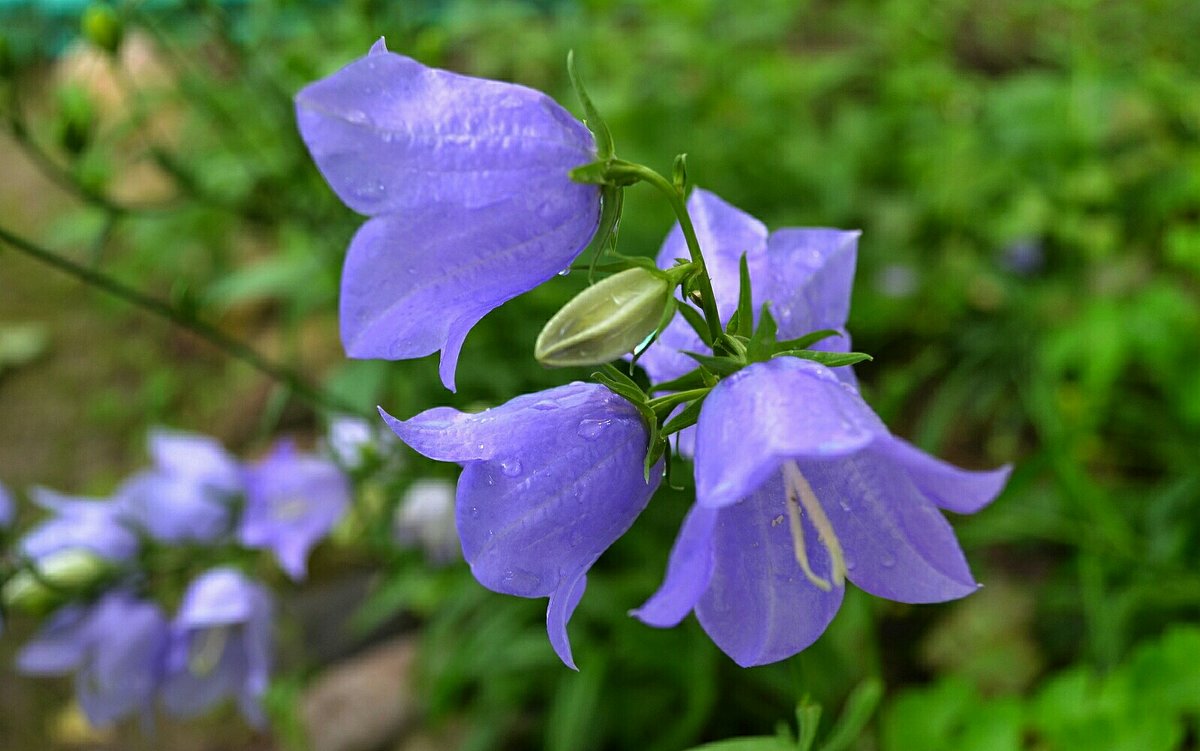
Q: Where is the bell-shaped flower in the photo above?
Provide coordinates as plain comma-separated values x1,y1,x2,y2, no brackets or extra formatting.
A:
159,568,273,727
638,188,861,388
17,591,169,727
19,487,138,564
296,39,601,390
382,382,661,668
117,429,242,543
634,357,1010,666
238,442,350,581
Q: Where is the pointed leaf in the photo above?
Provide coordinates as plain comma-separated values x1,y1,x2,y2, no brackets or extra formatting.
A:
650,367,710,393
682,351,744,377
662,398,705,436
776,350,873,368
777,329,842,351
567,51,614,160
735,252,754,338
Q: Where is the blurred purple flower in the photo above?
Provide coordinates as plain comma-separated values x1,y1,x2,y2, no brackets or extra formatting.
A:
383,382,661,668
17,591,169,727
1000,238,1044,276
20,488,138,564
239,442,350,581
394,478,459,564
118,429,242,544
159,568,273,727
0,479,13,528
325,414,396,471
296,39,601,390
634,357,1010,666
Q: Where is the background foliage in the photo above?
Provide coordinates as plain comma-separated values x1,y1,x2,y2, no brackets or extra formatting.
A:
1,0,1198,749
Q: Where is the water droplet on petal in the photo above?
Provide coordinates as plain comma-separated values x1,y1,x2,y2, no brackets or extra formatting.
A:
532,400,557,411
344,109,371,125
499,458,523,477
880,553,896,569
557,266,571,276
576,418,612,440
469,506,480,518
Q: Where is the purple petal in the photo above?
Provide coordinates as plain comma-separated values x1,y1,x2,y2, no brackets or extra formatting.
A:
239,444,350,580
762,229,859,339
118,469,233,543
75,594,168,727
631,504,718,627
176,568,268,628
295,49,597,217
547,573,588,670
385,382,660,666
339,191,598,390
880,436,1011,514
147,429,242,495
695,474,845,667
694,358,887,508
0,480,14,528
639,189,768,385
20,490,138,563
800,444,979,603
16,604,92,675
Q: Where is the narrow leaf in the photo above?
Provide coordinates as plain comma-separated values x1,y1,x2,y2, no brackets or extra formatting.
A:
662,398,704,436
776,329,842,351
818,678,883,751
776,350,873,368
678,303,714,347
748,304,778,361
682,351,744,377
735,252,753,338
650,367,710,393
567,50,614,160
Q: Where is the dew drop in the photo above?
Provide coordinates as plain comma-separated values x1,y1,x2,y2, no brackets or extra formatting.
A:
344,109,371,125
532,400,557,411
469,505,481,518
557,266,571,276
576,418,612,440
880,554,896,569
499,458,523,477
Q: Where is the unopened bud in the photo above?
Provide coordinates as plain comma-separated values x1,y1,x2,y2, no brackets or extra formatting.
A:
82,4,124,56
536,267,673,367
55,85,96,157
2,549,110,613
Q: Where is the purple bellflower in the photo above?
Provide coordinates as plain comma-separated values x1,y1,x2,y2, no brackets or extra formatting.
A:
296,39,601,390
17,591,169,727
238,442,351,581
159,568,273,727
20,488,138,564
117,429,242,544
632,191,1010,667
383,382,661,668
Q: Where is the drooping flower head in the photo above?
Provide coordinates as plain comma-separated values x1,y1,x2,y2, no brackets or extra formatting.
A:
20,487,138,564
17,591,169,727
238,442,350,581
383,382,661,668
632,190,1010,667
296,39,601,390
117,429,242,544
159,568,273,727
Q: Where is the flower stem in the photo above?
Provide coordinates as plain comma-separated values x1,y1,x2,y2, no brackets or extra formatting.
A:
605,160,725,346
0,224,367,419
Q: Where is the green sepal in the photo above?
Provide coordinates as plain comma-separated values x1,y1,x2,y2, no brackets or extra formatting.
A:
650,366,711,393
584,186,624,280
575,258,660,276
747,304,778,361
676,304,714,347
672,153,688,193
682,351,744,377
775,350,873,368
731,252,754,338
567,51,614,160
593,365,663,481
776,329,842,351
662,397,704,436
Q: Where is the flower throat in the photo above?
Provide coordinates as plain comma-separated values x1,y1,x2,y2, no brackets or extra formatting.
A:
782,461,847,592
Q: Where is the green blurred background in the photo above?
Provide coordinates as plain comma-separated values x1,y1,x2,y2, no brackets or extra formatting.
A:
1,0,1198,749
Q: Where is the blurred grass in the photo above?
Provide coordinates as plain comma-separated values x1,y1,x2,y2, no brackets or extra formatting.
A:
1,0,1199,749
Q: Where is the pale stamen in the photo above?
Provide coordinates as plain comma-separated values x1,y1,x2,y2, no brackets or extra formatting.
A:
782,460,847,590
188,626,229,677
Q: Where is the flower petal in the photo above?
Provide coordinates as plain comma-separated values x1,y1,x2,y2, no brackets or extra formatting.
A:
695,474,845,667
295,48,597,217
16,604,92,675
800,442,979,603
762,228,859,338
176,568,268,628
880,436,1012,514
631,504,718,628
75,594,168,727
694,358,887,508
547,572,588,670
339,189,598,390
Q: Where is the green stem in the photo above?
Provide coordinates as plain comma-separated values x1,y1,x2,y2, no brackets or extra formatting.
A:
605,160,725,345
0,224,368,419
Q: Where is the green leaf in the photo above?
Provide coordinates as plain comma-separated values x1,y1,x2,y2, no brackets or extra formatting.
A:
673,152,689,193
546,657,607,751
662,397,704,435
795,702,822,751
650,367,710,393
683,738,797,751
677,303,714,347
748,304,778,361
683,351,744,377
819,678,883,751
734,252,754,338
567,50,614,160
776,329,842,351
775,350,873,368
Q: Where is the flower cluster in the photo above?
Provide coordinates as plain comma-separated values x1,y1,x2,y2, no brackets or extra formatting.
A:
298,42,1010,669
0,429,350,726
